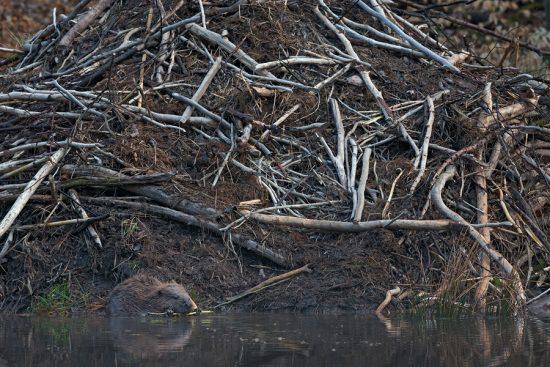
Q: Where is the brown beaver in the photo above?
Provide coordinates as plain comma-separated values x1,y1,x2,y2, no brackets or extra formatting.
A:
106,274,198,316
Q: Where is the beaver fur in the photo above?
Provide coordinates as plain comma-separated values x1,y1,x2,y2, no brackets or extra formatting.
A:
106,274,197,316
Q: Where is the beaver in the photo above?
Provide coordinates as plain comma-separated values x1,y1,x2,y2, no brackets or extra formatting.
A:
106,274,198,316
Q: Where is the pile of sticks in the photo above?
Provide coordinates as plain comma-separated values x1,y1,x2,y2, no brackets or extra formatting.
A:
0,0,548,313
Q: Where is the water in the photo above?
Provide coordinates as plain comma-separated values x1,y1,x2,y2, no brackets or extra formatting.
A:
1,314,550,367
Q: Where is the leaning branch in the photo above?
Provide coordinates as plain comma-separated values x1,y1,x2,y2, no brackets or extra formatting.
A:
431,165,525,307
59,0,116,47
215,264,312,307
0,148,67,240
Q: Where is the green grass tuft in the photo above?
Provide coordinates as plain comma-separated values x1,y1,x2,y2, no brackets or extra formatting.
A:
33,279,77,315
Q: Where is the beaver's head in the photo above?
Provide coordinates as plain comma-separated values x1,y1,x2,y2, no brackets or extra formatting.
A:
152,283,198,314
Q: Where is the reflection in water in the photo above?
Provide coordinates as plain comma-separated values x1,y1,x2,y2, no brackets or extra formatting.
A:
1,314,550,366
110,317,194,363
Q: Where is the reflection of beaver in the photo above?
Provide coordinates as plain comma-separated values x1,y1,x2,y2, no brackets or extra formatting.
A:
106,274,198,316
109,317,194,363
528,294,550,319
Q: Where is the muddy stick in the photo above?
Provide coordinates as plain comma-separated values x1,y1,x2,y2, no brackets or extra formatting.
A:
62,165,220,219
479,97,539,126
81,197,289,267
0,155,52,179
61,172,175,189
123,105,217,128
0,157,41,174
0,231,14,261
348,138,359,217
474,82,493,313
137,6,154,108
0,105,94,120
314,62,353,91
381,169,404,218
348,137,358,193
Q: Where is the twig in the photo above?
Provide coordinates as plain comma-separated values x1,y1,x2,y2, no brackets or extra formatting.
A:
409,96,435,193
180,56,223,124
382,169,404,218
214,264,312,307
13,216,108,231
68,189,103,248
331,99,347,187
375,286,401,315
354,148,372,222
354,0,460,72
260,103,300,142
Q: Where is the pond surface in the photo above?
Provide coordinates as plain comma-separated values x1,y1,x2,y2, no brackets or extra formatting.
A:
1,313,550,366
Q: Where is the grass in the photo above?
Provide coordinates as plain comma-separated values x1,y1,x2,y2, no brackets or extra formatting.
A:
188,287,198,300
121,217,141,238
33,277,86,315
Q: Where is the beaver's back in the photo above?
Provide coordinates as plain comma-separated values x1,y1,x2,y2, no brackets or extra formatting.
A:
106,274,197,316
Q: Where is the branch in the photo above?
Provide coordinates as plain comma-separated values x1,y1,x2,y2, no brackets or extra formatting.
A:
240,210,512,232
431,165,525,307
59,0,116,47
0,148,67,241
215,264,312,307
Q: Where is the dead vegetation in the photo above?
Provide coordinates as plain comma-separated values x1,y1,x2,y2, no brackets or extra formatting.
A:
0,0,549,315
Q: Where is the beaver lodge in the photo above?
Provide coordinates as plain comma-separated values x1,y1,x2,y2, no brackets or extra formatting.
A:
0,0,549,315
